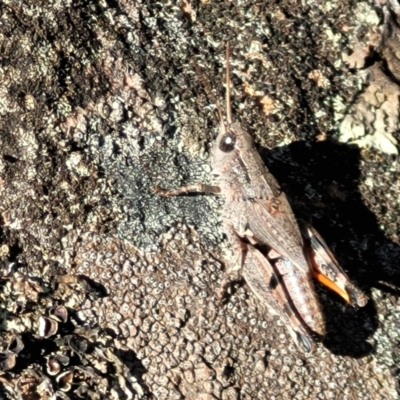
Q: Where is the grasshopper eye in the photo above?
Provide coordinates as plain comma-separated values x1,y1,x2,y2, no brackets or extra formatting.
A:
219,133,236,152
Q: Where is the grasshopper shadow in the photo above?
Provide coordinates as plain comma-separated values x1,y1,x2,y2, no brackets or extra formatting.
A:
260,140,398,357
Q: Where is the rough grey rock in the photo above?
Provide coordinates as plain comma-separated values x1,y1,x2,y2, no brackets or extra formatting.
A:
0,0,399,399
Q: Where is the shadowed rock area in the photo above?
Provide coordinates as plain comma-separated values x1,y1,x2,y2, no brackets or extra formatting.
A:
0,0,400,398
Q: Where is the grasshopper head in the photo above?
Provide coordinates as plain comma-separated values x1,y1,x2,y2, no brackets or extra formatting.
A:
216,123,254,152
210,43,256,173
211,122,254,174
194,43,255,173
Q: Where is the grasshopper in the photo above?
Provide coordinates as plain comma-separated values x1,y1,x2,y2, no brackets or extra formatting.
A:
154,44,368,352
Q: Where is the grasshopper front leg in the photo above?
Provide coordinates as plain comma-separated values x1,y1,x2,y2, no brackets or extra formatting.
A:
301,224,368,307
218,222,248,300
153,183,221,196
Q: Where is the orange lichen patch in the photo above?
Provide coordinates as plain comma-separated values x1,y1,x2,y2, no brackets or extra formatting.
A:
243,83,275,115
181,0,196,21
243,82,256,96
259,95,275,115
308,69,330,88
342,44,370,69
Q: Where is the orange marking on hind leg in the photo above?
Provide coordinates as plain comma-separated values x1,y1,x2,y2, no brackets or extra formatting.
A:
312,270,350,304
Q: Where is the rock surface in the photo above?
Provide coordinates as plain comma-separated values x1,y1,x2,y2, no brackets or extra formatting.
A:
0,0,399,399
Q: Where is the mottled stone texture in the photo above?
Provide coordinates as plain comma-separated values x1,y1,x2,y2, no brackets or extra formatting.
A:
0,0,399,399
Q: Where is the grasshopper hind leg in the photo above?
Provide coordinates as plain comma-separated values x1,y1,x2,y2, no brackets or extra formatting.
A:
302,224,368,307
345,281,368,307
220,222,315,352
243,245,316,353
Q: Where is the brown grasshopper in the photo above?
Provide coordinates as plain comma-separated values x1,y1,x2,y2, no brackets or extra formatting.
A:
154,44,367,352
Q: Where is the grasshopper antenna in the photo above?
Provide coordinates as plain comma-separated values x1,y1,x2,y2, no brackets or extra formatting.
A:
225,42,232,125
191,57,226,135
